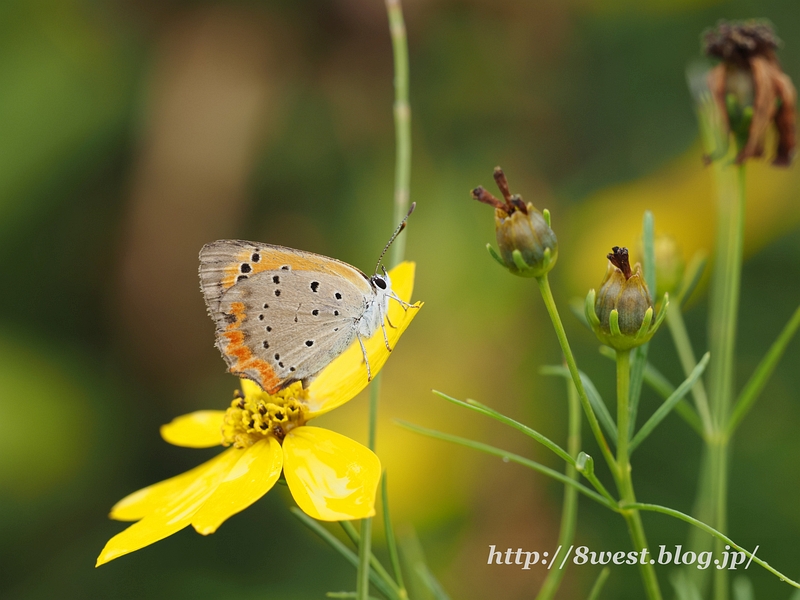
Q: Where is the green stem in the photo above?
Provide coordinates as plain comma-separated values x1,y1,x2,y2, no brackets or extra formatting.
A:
535,381,581,600
616,349,662,600
536,274,618,477
616,350,632,480
386,0,411,270
357,1,411,598
705,161,746,600
356,516,374,600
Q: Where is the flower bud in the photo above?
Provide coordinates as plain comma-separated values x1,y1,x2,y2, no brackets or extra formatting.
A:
586,247,668,351
472,167,557,278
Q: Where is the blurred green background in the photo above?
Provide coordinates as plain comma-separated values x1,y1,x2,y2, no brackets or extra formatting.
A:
1,0,799,598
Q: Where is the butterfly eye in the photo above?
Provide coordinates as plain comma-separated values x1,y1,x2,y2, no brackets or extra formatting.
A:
372,276,387,290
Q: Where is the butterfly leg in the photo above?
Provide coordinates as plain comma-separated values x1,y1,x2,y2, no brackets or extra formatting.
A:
378,302,394,351
389,293,417,312
357,333,373,381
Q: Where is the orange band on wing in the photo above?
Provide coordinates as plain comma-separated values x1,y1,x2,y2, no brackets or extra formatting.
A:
220,248,367,293
221,301,281,393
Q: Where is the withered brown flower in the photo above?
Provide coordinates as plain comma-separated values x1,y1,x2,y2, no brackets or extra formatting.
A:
704,20,796,166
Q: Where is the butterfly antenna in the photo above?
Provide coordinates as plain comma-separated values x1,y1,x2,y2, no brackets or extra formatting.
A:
374,202,416,274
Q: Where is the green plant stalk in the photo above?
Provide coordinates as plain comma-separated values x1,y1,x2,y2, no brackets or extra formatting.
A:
357,381,381,600
616,349,663,600
358,1,412,598
705,162,746,600
356,510,375,600
386,0,411,270
536,274,618,477
536,381,581,600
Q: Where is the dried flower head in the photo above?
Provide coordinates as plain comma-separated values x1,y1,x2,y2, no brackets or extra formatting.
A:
472,167,557,278
703,19,796,165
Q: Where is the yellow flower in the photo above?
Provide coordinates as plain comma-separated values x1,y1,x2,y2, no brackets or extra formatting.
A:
97,262,421,567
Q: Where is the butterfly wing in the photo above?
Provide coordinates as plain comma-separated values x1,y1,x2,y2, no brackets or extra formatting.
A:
199,241,374,393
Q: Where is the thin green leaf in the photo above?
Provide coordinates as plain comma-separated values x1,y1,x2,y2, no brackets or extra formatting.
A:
415,564,451,600
541,366,617,442
586,567,610,600
432,390,574,465
630,503,800,589
727,305,800,435
630,353,710,452
676,250,708,307
290,508,401,600
397,420,615,509
397,525,438,600
629,210,656,437
382,473,406,594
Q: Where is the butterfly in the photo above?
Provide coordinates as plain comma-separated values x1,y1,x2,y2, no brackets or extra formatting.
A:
199,205,415,394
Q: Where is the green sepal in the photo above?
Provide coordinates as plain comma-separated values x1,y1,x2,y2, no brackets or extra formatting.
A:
486,243,505,267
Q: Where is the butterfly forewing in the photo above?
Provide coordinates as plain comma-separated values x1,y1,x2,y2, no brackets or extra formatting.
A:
199,240,376,393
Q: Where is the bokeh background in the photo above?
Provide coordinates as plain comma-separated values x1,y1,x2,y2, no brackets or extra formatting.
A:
1,0,799,598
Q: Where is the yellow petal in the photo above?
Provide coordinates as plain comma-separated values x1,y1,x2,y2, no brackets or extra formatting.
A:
109,451,234,521
191,437,283,535
97,449,240,566
283,426,380,521
160,411,225,448
306,261,422,416
240,378,262,398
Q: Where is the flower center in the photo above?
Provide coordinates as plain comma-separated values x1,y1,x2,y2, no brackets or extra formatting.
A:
221,381,309,448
